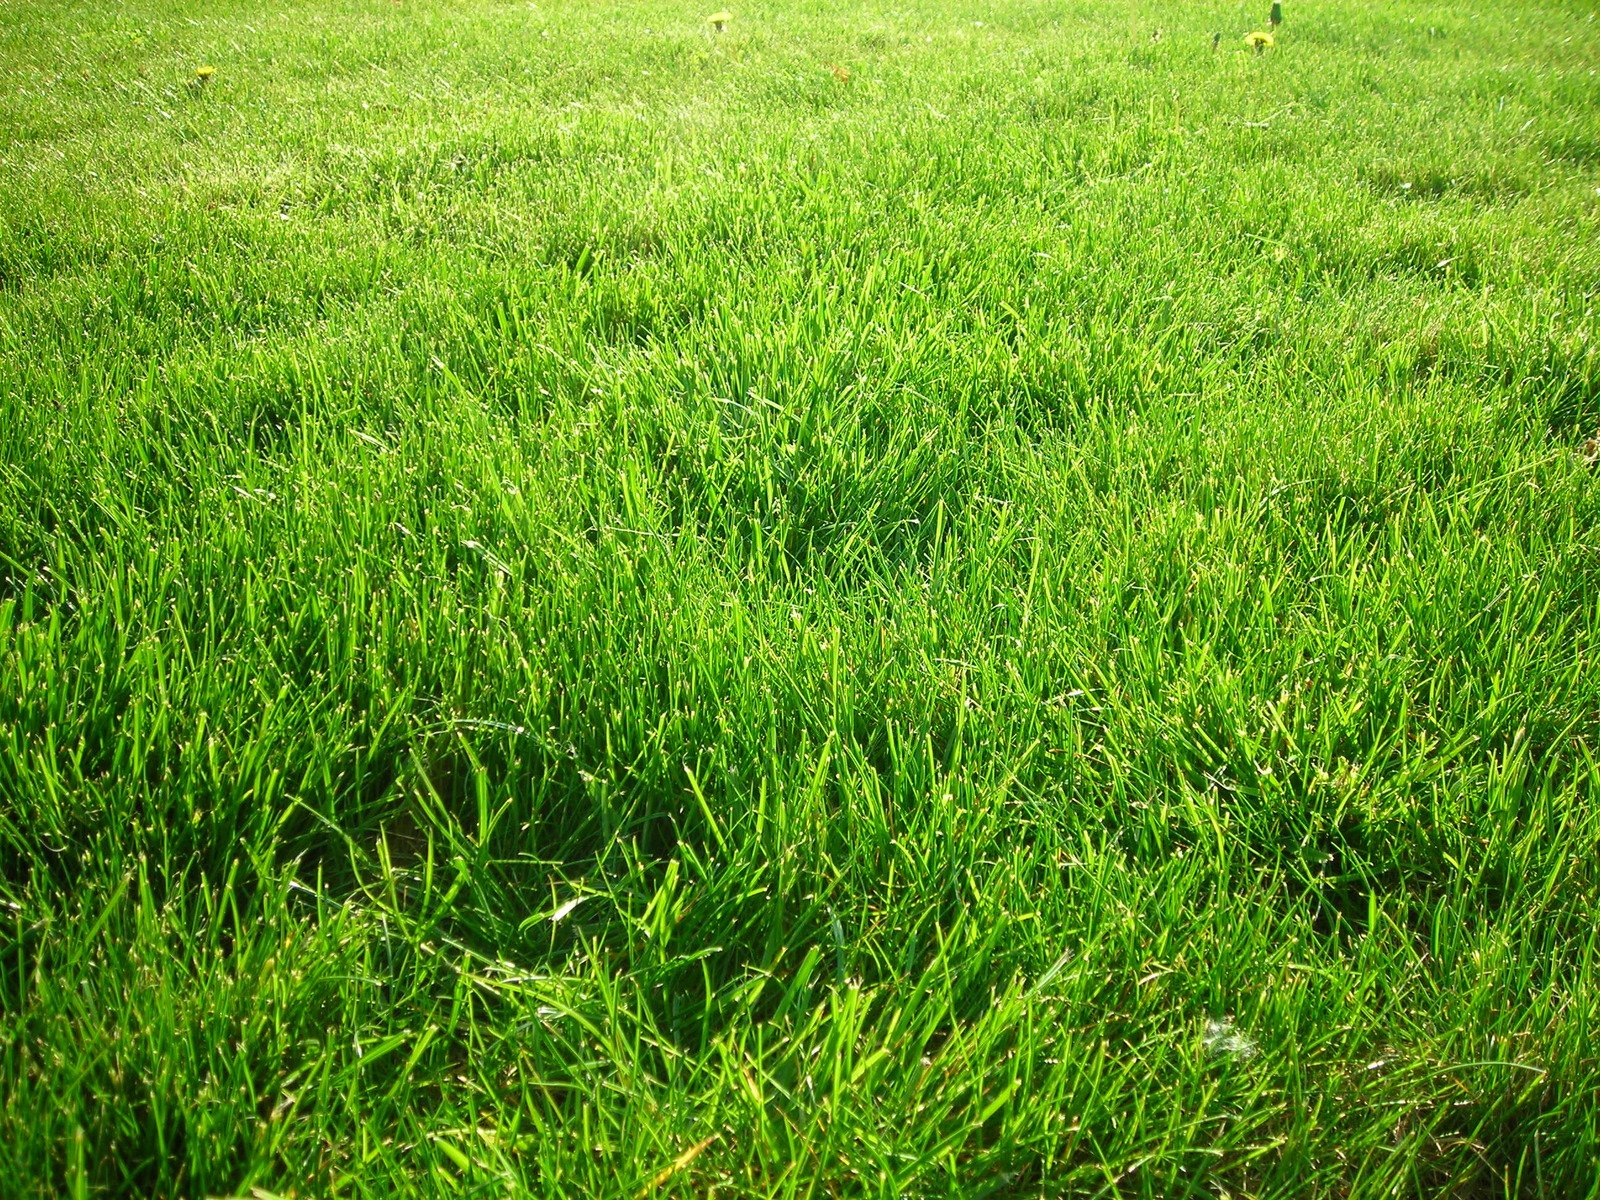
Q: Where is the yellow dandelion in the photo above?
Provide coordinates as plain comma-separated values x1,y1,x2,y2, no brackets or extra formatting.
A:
705,10,731,32
1243,30,1274,53
195,65,216,81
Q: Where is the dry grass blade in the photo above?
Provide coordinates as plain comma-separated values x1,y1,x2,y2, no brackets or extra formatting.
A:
640,1136,718,1194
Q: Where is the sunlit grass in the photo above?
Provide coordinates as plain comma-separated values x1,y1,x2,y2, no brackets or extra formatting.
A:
2,0,1599,1196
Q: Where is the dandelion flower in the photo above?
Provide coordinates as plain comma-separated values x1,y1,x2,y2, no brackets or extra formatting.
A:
195,65,217,81
1243,30,1274,53
705,10,731,32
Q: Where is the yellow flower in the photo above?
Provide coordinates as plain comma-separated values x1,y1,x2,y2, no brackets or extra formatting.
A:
1243,31,1274,53
195,65,217,80
705,10,731,32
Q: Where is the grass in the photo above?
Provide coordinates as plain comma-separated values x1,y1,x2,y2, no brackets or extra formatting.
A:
2,0,1600,1195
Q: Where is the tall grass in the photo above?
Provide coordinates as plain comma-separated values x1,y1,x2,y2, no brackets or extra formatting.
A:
2,0,1599,1195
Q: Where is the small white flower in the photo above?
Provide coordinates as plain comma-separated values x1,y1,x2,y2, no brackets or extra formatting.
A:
1202,1018,1258,1060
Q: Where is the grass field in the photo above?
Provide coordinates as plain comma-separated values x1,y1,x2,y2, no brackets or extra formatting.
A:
3,0,1600,1195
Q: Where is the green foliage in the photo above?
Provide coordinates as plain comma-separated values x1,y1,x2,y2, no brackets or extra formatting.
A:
2,0,1599,1195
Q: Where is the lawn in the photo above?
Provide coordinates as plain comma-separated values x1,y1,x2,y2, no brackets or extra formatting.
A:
2,0,1600,1195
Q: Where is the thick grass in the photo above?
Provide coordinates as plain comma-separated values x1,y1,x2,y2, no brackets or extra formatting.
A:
3,0,1600,1195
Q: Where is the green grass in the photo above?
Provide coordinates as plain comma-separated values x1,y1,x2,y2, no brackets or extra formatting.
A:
3,0,1600,1195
